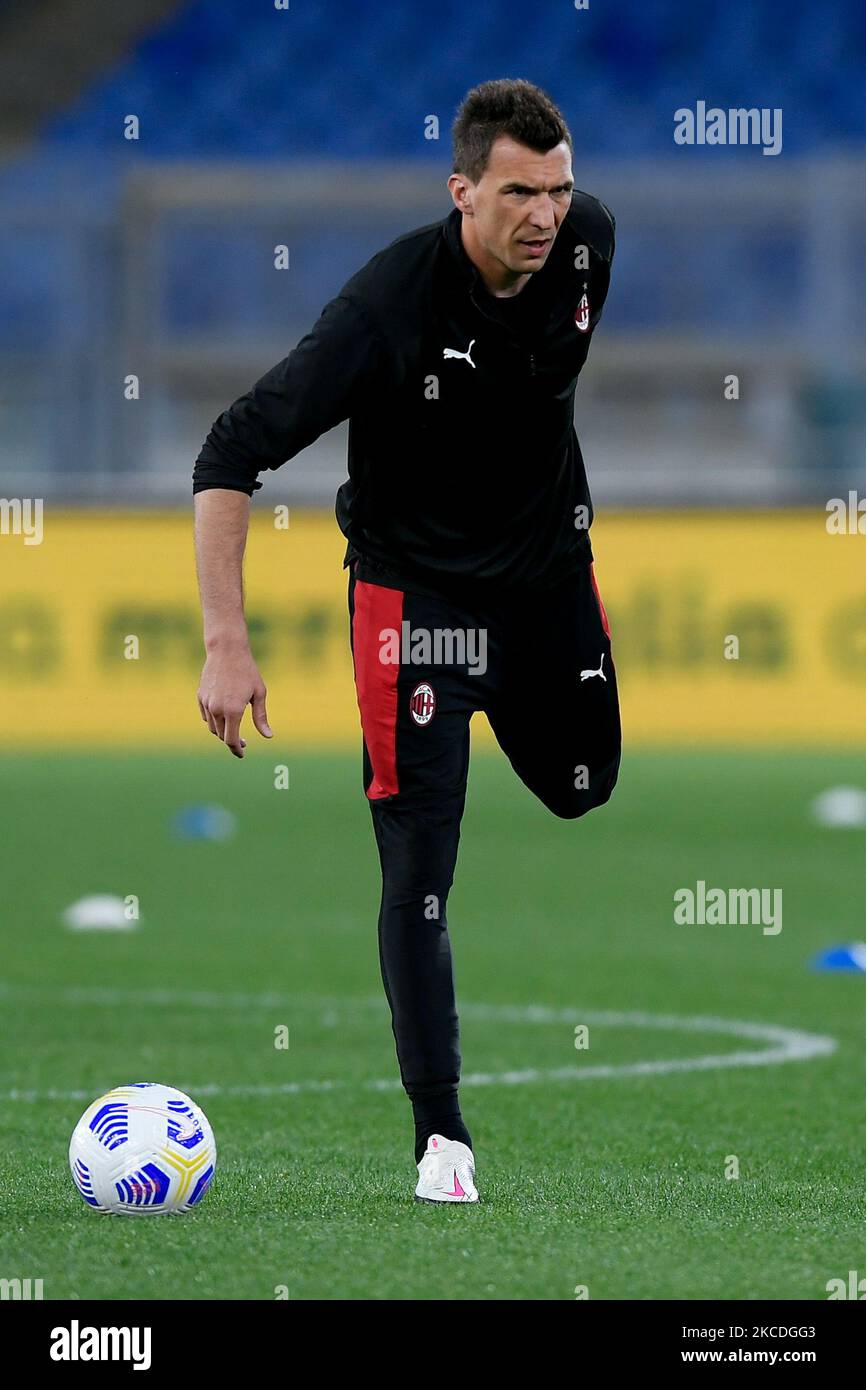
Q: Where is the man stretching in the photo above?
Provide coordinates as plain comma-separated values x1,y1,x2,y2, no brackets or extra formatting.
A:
194,79,621,1203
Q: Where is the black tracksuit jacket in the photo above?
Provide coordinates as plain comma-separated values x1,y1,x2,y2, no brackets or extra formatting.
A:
193,191,615,597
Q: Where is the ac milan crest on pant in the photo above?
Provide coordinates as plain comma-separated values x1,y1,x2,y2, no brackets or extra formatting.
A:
410,682,436,726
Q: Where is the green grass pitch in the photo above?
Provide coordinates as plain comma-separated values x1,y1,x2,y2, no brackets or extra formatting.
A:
1,747,864,1300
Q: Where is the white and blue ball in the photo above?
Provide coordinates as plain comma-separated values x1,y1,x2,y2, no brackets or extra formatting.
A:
69,1083,216,1214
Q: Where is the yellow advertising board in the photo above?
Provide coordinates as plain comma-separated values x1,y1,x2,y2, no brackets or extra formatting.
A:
2,510,865,747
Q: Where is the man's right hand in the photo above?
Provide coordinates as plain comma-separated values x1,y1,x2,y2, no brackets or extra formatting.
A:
197,641,272,759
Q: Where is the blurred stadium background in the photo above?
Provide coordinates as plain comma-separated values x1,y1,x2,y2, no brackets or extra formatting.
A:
3,0,866,506
2,0,866,1302
1,0,865,749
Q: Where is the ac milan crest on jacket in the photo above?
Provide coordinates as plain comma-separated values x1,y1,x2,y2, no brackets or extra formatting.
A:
194,191,615,596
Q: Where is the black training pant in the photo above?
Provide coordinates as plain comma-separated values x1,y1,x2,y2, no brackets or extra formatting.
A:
348,562,621,1109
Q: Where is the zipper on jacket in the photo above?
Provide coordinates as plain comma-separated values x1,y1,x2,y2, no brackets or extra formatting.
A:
469,285,540,378
469,286,520,342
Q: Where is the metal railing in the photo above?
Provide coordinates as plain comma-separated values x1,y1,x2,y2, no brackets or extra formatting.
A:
2,157,865,505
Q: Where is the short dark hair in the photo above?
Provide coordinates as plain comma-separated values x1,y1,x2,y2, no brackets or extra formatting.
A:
452,79,572,184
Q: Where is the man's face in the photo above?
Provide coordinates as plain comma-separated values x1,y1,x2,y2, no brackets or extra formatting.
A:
453,136,574,278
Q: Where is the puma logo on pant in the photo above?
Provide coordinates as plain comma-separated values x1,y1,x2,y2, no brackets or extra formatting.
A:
580,653,606,682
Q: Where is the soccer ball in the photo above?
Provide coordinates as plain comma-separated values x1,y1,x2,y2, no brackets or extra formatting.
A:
69,1083,216,1215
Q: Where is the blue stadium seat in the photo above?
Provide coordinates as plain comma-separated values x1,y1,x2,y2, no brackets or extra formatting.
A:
2,0,864,357
30,0,865,157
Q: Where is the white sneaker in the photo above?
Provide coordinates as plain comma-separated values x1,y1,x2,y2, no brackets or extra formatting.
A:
414,1134,479,1203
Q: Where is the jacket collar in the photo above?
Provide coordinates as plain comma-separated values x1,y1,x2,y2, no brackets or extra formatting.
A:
441,206,565,318
442,207,478,286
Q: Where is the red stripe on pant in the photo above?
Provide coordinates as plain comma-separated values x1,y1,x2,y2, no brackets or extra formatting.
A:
352,579,404,799
590,564,612,640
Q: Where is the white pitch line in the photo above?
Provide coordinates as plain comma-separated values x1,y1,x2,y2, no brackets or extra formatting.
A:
0,983,836,1103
